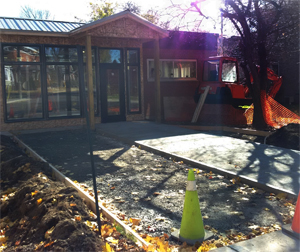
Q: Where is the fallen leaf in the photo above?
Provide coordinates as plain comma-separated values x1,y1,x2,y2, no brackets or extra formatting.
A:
110,187,115,190
153,192,161,196
44,241,54,248
37,198,43,205
130,218,141,226
15,240,20,246
31,190,38,197
70,203,77,207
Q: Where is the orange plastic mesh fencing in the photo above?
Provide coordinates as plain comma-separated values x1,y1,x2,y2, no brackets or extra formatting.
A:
244,91,300,129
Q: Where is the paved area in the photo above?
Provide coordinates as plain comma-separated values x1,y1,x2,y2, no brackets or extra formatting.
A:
7,121,300,251
96,121,299,196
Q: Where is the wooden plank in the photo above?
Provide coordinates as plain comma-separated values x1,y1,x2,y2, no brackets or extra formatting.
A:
191,86,210,123
86,35,95,130
154,38,161,123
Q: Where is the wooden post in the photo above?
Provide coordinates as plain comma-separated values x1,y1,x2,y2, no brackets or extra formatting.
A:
154,38,161,123
86,34,95,130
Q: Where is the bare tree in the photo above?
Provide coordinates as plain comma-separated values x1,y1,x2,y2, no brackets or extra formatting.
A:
20,5,54,20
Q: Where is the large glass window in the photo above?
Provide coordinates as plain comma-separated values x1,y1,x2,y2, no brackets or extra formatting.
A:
46,65,80,117
147,59,197,81
5,65,42,120
126,49,140,113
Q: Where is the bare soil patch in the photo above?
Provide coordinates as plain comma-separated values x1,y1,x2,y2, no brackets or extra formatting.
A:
0,135,144,252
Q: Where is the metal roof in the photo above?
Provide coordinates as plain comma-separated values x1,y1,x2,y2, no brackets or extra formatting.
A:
0,17,84,33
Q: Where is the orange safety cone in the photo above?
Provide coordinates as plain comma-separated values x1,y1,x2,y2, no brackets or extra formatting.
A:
282,191,300,239
9,106,14,118
291,192,300,234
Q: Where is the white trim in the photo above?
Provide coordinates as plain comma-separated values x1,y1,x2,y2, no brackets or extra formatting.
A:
186,180,197,191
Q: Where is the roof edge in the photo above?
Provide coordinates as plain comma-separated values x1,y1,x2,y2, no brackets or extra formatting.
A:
70,11,169,38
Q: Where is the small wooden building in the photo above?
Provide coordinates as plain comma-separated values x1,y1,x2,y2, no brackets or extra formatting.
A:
0,11,218,131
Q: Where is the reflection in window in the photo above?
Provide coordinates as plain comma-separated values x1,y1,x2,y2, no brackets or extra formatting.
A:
99,49,121,63
127,50,138,64
82,47,96,63
222,60,237,82
46,65,80,117
45,47,78,62
147,59,197,80
5,65,42,120
107,69,120,115
127,66,139,112
3,45,40,62
203,60,219,81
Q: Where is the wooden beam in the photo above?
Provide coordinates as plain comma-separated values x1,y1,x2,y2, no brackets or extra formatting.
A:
154,38,161,123
191,86,210,123
86,35,95,130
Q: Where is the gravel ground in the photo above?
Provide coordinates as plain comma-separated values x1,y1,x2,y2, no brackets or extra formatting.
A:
17,129,296,246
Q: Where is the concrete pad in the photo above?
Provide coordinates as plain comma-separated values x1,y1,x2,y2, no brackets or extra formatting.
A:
214,230,300,252
97,121,300,195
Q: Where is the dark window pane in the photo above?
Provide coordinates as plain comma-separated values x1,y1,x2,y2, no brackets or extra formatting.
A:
82,48,96,63
99,49,121,63
47,65,80,117
127,50,138,64
3,45,40,62
203,60,219,81
5,65,43,120
127,66,140,113
45,47,78,62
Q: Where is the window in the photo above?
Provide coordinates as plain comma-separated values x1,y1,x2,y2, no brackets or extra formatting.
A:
203,60,219,81
99,49,121,63
3,45,40,62
126,49,141,113
222,60,237,82
147,59,197,81
45,46,80,117
3,44,42,121
5,65,42,120
45,47,78,62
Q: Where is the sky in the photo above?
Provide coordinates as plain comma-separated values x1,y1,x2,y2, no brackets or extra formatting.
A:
0,0,227,34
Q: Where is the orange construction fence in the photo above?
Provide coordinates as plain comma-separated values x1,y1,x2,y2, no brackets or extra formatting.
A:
244,91,300,129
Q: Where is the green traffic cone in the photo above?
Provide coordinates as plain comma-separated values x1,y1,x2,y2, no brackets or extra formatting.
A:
179,169,205,245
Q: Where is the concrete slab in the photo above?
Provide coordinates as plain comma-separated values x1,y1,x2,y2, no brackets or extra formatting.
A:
214,230,300,252
96,121,300,196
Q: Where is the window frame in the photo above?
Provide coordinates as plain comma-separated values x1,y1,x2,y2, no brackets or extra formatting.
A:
147,58,197,82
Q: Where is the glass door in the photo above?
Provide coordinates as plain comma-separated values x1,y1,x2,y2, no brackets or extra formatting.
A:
99,49,125,122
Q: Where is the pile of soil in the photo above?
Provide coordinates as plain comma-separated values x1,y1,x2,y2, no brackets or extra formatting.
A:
0,135,141,251
266,124,300,150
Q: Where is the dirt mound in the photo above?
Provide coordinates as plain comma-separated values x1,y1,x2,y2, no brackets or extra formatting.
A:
1,135,103,251
266,124,300,150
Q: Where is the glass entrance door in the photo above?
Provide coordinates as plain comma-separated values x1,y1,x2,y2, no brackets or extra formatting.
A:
99,49,125,122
